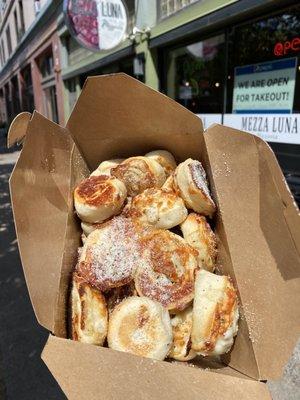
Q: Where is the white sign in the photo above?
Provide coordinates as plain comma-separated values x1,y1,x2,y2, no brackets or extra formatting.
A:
232,58,297,113
65,0,127,52
197,114,222,130
97,0,127,50
223,114,300,145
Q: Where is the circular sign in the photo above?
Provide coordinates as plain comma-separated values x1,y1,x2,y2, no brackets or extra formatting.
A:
64,0,128,52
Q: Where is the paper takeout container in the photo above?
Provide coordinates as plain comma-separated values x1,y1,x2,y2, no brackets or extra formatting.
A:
8,74,300,399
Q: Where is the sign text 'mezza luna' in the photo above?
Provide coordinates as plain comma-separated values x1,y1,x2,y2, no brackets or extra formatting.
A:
241,115,298,134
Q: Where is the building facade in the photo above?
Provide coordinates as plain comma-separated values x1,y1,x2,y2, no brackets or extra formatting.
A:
0,0,64,125
0,0,299,201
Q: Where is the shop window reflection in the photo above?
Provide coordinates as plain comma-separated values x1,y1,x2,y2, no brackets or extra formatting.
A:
166,34,225,113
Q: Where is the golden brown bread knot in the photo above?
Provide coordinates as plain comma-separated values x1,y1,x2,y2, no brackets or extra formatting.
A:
174,159,216,217
111,156,166,196
76,216,146,291
135,229,199,312
71,273,108,345
123,187,187,230
74,175,127,223
107,296,173,360
191,269,239,356
181,213,217,272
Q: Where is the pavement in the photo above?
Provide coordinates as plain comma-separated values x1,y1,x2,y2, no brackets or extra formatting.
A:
0,137,65,399
0,136,299,399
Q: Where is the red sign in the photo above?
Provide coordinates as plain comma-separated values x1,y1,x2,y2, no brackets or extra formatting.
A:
274,37,300,56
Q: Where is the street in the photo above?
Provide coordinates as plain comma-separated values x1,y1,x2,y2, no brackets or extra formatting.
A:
0,137,65,399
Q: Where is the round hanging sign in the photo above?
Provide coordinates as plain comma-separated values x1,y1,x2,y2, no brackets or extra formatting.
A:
63,0,128,52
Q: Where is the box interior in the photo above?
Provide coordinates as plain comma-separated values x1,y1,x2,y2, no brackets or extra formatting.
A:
57,74,259,379
8,74,300,390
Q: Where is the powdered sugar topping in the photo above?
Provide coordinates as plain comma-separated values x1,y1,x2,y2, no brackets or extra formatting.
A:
83,217,142,290
189,161,212,200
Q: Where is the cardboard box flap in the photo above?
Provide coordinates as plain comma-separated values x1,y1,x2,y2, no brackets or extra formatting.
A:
9,111,74,332
66,73,203,170
204,124,300,380
42,335,271,400
254,136,300,256
7,111,31,148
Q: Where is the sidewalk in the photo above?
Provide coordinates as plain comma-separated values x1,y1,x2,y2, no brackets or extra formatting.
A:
0,137,65,399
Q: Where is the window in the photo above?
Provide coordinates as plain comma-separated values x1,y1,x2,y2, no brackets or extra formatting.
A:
227,7,300,114
6,25,12,55
159,0,199,20
18,1,25,36
21,65,35,112
4,82,12,122
37,48,59,123
1,1,7,12
43,86,59,123
1,39,5,62
14,9,19,42
165,34,225,113
164,5,300,116
67,79,77,113
0,40,3,66
34,0,41,15
162,4,300,201
78,56,135,88
38,52,54,78
11,75,21,115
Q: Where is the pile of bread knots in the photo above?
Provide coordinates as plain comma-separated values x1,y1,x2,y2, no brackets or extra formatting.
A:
71,150,239,361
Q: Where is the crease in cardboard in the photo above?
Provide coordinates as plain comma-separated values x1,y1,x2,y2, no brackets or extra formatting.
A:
54,144,90,337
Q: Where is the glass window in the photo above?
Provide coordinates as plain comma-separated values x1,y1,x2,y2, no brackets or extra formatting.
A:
1,39,5,62
6,25,12,55
227,5,300,113
43,86,59,123
79,56,135,88
11,75,21,115
19,1,25,34
4,82,12,122
14,9,19,42
67,78,77,113
21,65,35,112
159,0,199,20
38,51,54,78
165,34,225,113
34,0,41,15
0,42,3,66
1,1,7,12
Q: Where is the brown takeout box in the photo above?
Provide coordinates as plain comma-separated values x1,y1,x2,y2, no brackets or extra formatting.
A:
8,74,300,399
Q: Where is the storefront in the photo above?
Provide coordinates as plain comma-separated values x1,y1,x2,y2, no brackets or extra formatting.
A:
60,0,138,116
61,32,138,115
157,2,300,203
